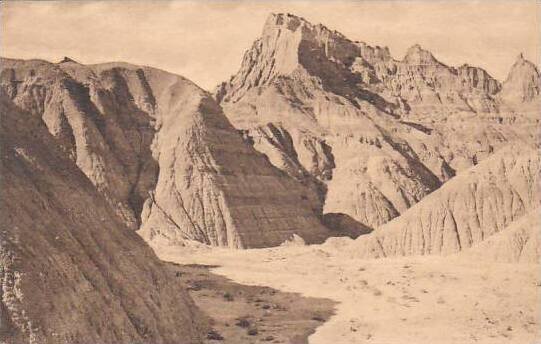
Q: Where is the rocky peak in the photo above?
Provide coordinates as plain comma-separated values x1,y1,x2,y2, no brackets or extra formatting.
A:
500,53,540,103
403,44,440,66
262,13,368,66
263,13,308,34
216,13,379,103
263,13,343,39
217,13,532,118
509,52,537,72
59,56,78,64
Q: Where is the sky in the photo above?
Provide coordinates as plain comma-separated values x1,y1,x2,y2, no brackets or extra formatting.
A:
1,1,539,90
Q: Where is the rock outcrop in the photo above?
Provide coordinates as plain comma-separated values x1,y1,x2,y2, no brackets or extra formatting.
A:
0,57,331,248
350,147,539,258
0,93,204,343
216,13,538,232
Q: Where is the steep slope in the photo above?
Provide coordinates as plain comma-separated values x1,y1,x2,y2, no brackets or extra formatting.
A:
0,57,331,248
464,208,540,263
216,13,538,230
0,93,204,343
349,146,539,258
498,53,541,121
500,53,540,105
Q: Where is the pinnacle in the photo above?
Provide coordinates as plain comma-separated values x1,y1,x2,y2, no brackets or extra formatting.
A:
59,56,78,64
404,44,438,65
263,12,313,33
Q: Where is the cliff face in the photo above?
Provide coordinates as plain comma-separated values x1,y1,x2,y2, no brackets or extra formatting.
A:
350,146,539,258
216,13,538,231
0,58,330,249
0,94,204,343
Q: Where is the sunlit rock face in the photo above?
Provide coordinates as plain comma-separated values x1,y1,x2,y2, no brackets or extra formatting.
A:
351,146,539,258
215,13,538,232
499,53,541,107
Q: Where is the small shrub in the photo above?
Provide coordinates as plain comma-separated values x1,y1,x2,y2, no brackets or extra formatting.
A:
235,318,251,328
207,329,224,340
312,315,325,322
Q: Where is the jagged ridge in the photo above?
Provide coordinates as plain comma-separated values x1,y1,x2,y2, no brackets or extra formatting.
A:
215,13,539,233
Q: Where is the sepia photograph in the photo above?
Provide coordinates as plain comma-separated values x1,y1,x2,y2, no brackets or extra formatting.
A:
0,1,539,343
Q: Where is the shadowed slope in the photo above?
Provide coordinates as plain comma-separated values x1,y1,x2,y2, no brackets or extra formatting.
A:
0,93,204,343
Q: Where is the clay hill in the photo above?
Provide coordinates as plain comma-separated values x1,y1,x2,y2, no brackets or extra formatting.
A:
0,92,205,343
350,146,539,259
216,13,540,253
0,58,332,249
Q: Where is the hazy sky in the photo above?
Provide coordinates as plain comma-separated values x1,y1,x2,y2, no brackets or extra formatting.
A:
2,1,539,90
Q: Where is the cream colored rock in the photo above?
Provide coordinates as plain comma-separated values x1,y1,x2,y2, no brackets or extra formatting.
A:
138,83,330,248
464,208,540,263
500,53,540,105
350,147,539,258
216,13,537,233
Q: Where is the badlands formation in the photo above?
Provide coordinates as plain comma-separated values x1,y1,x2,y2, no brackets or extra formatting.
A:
216,13,539,236
0,58,330,249
1,12,540,344
0,94,205,343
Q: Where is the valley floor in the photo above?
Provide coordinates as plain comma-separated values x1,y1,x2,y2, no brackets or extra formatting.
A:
155,241,540,344
167,263,335,343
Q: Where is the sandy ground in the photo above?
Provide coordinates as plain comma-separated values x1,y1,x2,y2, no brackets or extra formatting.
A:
155,241,540,344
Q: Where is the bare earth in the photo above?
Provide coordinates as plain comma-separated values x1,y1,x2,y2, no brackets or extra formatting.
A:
168,263,335,344
157,243,539,344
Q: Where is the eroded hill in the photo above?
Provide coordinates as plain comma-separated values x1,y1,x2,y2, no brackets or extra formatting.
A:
0,58,331,248
0,93,205,343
